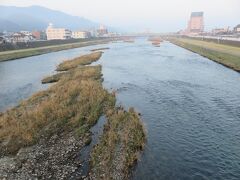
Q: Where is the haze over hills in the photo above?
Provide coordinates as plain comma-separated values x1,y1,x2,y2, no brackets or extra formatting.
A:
0,5,99,32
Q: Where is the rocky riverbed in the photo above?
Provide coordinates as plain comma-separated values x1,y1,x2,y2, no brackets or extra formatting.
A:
0,131,90,179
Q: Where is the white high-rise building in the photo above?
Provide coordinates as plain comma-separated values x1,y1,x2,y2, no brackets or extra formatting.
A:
46,23,71,40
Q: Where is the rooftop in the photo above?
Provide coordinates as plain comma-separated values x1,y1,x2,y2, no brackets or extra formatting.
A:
191,12,204,17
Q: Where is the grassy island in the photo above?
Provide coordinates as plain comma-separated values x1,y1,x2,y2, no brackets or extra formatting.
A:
0,51,145,179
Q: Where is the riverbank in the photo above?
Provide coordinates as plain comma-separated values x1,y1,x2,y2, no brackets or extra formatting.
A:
0,51,145,179
0,38,111,62
169,38,240,72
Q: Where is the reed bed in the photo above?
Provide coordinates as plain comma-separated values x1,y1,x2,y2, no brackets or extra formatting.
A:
56,51,103,71
0,50,145,179
90,107,146,179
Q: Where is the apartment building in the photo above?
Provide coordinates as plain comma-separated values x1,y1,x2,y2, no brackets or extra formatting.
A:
187,12,204,34
72,31,91,39
32,31,47,40
46,23,71,40
97,25,108,37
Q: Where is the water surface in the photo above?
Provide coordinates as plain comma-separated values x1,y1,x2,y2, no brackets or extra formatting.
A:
0,44,107,111
98,39,240,180
1,39,240,180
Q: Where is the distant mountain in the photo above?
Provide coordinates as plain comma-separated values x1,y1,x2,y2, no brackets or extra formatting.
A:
0,18,21,32
0,5,99,32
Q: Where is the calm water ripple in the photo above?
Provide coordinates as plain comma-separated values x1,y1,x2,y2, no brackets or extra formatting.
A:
99,39,240,180
0,38,240,179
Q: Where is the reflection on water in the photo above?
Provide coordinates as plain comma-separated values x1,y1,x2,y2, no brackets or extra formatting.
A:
1,38,240,179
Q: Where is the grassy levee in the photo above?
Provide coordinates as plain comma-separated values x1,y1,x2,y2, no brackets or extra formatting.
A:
0,51,145,178
0,39,109,62
170,38,240,72
90,107,146,179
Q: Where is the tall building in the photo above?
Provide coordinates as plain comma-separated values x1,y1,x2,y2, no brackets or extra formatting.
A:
187,12,204,34
97,25,108,37
46,23,71,40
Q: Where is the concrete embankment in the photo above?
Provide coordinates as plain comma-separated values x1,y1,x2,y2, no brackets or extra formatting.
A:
170,38,240,72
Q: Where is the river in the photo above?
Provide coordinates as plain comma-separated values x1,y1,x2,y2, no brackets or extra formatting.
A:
1,38,240,179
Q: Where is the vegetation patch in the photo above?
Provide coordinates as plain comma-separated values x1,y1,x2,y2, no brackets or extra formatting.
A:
91,47,110,52
90,107,146,179
0,50,145,179
0,52,112,156
170,38,240,72
41,72,68,84
56,51,103,71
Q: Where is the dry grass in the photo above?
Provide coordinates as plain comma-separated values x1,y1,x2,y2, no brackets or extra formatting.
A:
170,38,240,72
41,65,103,84
148,37,163,42
41,72,68,84
56,51,103,71
0,53,115,156
91,47,110,52
148,37,163,47
0,50,146,178
152,42,160,46
90,107,146,179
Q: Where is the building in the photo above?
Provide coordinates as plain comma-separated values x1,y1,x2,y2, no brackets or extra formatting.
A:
10,32,35,43
97,25,108,37
212,27,230,35
0,32,14,43
72,31,91,39
32,31,47,40
234,24,240,33
108,32,120,37
0,32,4,44
89,29,97,37
46,23,71,40
20,31,32,36
187,12,204,34
0,36,5,44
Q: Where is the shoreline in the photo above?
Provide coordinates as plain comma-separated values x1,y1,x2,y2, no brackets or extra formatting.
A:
0,38,111,62
169,38,240,72
0,51,145,179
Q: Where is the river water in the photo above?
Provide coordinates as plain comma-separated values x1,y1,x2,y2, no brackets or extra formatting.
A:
1,38,240,179
0,44,106,111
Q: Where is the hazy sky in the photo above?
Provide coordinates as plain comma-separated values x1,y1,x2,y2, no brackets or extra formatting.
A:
0,0,239,32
